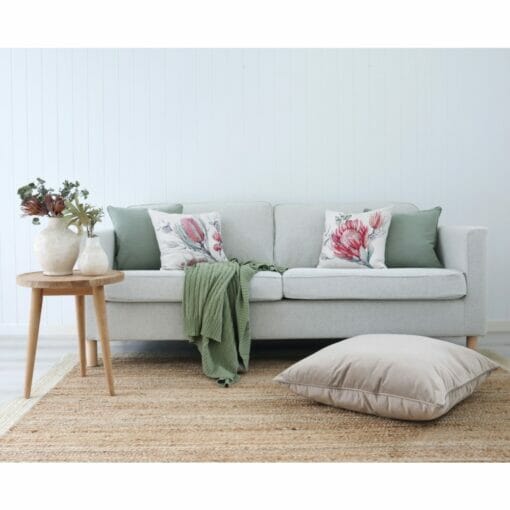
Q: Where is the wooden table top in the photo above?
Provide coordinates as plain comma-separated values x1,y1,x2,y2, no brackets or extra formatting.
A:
16,270,124,289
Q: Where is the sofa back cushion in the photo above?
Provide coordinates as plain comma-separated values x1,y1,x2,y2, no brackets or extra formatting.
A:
274,202,419,268
182,202,274,263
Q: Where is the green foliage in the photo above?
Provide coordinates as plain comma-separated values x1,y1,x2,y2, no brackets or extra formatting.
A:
64,197,104,238
17,177,100,233
59,180,89,201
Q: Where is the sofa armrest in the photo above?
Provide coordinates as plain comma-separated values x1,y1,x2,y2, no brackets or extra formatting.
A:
437,226,488,335
96,228,115,269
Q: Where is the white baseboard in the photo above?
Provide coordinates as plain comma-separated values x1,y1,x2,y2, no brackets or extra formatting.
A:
0,321,509,336
0,323,76,336
487,321,510,333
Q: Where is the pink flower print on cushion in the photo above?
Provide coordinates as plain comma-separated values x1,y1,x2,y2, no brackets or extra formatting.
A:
369,211,384,230
368,210,388,241
212,230,224,253
181,217,205,244
331,219,369,264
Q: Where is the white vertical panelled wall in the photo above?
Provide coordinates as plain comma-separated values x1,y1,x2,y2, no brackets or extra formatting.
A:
1,49,509,332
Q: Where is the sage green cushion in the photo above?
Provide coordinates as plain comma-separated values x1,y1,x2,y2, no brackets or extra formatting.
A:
385,207,443,268
107,204,183,270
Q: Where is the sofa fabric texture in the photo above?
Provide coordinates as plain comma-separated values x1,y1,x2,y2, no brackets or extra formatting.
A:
91,201,488,343
183,202,274,263
437,226,488,335
107,203,183,270
105,270,283,303
283,267,466,300
274,334,498,421
105,268,466,303
87,301,469,341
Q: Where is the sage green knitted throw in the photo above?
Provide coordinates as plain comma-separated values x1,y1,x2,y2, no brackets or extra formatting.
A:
183,260,283,386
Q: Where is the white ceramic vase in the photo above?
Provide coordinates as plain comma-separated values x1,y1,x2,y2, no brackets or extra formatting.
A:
34,217,81,276
79,236,109,276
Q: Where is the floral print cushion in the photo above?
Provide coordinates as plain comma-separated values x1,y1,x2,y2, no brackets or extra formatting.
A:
149,210,228,270
318,208,392,269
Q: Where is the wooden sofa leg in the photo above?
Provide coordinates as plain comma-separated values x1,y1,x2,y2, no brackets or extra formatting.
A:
86,339,99,367
466,336,478,350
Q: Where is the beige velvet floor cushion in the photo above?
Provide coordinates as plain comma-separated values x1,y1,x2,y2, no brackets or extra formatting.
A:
275,334,499,421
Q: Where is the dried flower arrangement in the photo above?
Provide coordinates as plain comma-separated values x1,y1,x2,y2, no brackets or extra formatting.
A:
17,178,103,237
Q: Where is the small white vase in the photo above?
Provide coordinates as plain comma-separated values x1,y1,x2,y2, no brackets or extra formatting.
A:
79,236,109,276
34,217,81,276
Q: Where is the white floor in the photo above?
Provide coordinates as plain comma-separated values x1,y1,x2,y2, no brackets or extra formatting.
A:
0,332,509,408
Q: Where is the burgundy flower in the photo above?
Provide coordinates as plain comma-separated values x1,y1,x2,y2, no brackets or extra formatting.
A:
369,211,384,230
21,196,46,217
212,231,222,242
213,243,222,252
331,219,369,261
44,194,65,216
181,217,205,244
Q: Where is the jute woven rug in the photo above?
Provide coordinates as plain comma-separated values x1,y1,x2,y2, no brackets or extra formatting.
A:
0,353,509,462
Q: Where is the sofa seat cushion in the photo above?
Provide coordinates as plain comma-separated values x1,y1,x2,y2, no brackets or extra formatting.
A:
106,270,283,303
282,267,466,300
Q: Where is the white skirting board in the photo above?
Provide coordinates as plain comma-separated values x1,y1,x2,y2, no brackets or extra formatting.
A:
488,321,510,333
0,323,77,336
0,321,509,336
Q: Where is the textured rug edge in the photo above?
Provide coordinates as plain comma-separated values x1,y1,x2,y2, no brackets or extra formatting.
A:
0,353,77,437
0,349,507,440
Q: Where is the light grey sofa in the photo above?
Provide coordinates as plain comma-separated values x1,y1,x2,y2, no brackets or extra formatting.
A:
85,202,487,363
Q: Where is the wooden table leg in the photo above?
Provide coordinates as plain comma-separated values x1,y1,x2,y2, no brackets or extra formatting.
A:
86,339,99,367
24,288,43,398
75,295,87,377
92,286,115,396
466,336,478,350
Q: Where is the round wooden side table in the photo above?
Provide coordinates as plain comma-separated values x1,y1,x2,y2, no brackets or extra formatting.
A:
16,270,124,398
